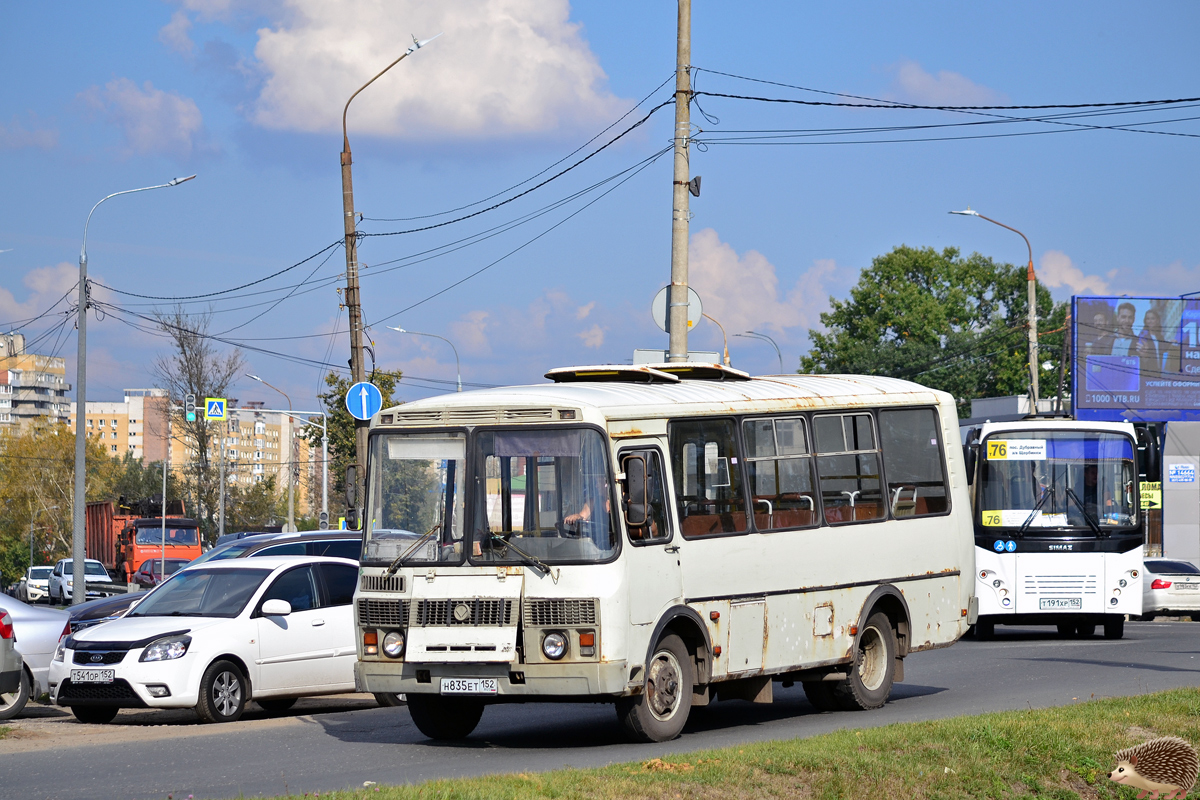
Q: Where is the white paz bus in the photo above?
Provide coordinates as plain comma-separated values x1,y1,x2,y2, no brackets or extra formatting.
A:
963,419,1153,639
352,364,976,742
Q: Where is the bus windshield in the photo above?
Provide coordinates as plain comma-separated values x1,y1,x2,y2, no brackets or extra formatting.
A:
978,431,1137,533
472,428,617,564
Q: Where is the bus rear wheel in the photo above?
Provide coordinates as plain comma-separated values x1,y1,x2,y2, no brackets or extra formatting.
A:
802,680,839,712
1104,617,1125,639
834,612,897,711
406,695,484,740
617,634,693,743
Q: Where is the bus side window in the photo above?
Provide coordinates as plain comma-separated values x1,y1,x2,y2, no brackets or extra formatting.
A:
814,412,884,524
668,419,749,538
621,449,670,543
879,408,950,518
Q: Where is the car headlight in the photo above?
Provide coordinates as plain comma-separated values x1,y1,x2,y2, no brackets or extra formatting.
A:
66,579,73,587
542,631,567,660
382,632,405,658
140,635,192,662
53,641,65,662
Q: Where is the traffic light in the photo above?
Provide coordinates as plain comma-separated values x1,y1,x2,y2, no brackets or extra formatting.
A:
185,394,196,422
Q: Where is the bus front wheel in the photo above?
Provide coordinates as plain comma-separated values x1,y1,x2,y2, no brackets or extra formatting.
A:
617,634,693,743
833,612,897,711
407,695,484,740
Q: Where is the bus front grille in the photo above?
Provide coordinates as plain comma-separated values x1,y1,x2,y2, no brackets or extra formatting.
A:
360,574,405,593
1022,574,1099,595
357,598,410,627
524,598,599,626
415,599,515,626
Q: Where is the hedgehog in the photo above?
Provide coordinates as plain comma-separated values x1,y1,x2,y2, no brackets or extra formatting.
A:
1109,736,1199,799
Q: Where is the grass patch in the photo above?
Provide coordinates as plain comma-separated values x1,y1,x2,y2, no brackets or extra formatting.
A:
0,726,10,740
271,688,1200,800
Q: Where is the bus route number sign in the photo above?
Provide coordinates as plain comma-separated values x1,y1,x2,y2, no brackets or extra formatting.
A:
986,439,1046,461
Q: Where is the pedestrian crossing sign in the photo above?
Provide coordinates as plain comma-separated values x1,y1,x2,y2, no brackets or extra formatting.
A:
204,397,227,420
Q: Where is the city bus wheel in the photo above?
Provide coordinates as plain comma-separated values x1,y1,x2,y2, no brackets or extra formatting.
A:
616,634,693,742
1057,623,1078,638
974,618,995,640
1103,617,1125,639
1076,623,1096,637
802,680,839,712
834,612,897,711
406,695,484,740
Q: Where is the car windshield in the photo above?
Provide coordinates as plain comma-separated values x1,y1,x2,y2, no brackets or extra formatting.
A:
134,526,199,545
128,568,269,618
363,433,467,564
978,431,1138,532
29,568,51,579
62,561,110,577
188,541,262,566
471,428,618,565
1147,560,1200,575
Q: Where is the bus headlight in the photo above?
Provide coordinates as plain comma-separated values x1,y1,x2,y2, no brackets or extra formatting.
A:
382,632,405,658
542,632,567,660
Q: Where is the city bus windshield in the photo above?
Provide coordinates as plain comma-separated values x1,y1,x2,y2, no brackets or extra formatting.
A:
471,428,617,565
363,433,466,564
978,431,1137,533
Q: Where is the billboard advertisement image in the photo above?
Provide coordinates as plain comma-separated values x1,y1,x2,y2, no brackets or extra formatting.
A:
1073,296,1200,421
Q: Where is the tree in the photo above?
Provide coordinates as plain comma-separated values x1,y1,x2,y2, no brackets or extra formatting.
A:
800,245,1068,417
151,307,247,541
306,370,403,516
225,475,285,532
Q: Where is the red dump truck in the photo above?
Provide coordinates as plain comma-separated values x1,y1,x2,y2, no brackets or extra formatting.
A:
85,498,202,582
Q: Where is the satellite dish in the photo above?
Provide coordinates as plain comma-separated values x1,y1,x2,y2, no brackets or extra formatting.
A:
651,286,703,333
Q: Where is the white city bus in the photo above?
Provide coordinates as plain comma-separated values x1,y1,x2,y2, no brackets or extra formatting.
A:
353,364,976,742
964,419,1149,639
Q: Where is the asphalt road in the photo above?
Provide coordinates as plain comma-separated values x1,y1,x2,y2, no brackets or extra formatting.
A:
4,620,1200,800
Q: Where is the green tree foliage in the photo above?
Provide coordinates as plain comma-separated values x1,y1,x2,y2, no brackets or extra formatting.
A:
307,370,403,510
800,245,1068,417
224,475,285,533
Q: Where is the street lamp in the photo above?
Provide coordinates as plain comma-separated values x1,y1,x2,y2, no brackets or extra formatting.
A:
950,207,1040,409
387,326,461,391
341,35,440,517
73,175,195,604
734,331,784,373
246,373,296,532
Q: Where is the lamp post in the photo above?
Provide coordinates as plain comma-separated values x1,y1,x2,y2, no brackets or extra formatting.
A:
73,175,195,604
387,326,461,391
950,207,1040,410
246,374,295,532
244,405,329,529
734,331,784,373
341,35,439,520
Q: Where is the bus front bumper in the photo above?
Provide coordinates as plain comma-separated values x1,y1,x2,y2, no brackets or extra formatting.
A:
356,659,630,698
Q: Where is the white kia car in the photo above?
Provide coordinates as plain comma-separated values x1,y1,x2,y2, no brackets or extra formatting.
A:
49,556,358,724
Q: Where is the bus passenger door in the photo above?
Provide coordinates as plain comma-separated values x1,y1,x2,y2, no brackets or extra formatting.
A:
619,447,682,626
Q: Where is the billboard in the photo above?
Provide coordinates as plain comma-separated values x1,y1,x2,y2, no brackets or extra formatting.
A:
1073,296,1200,421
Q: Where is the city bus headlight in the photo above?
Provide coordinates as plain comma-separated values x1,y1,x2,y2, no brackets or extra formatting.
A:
542,632,567,660
382,632,405,658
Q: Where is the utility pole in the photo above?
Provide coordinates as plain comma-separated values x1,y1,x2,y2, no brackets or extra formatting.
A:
339,35,438,523
217,420,226,539
667,0,692,363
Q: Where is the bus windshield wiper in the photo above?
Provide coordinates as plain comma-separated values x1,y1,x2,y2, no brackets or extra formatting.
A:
1018,486,1054,538
488,533,551,576
1064,487,1104,536
385,522,442,576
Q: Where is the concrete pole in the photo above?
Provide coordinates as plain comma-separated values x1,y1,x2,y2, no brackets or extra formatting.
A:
72,250,88,604
667,0,692,363
218,424,226,539
160,410,169,581
1026,255,1040,408
340,148,368,522
322,428,329,526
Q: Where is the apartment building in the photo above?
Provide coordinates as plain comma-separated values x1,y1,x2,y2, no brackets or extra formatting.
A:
67,389,170,461
0,332,71,427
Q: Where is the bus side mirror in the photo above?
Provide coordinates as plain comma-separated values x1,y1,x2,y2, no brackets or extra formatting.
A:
963,428,981,485
622,455,649,528
345,465,357,508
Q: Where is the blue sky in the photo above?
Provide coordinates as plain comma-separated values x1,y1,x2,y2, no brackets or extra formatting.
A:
2,1,1199,408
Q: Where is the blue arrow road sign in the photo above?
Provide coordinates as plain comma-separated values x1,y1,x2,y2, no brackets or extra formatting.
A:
346,381,383,421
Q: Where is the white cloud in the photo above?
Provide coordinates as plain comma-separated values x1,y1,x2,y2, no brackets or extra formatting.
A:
577,324,605,349
159,10,196,54
250,0,626,139
887,60,1006,106
450,310,492,356
1039,250,1110,295
0,263,78,323
575,301,595,321
79,79,209,159
688,228,837,337
0,115,58,150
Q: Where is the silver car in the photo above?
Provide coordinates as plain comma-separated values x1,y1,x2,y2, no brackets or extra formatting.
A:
0,599,70,707
1,609,28,719
1143,558,1200,616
